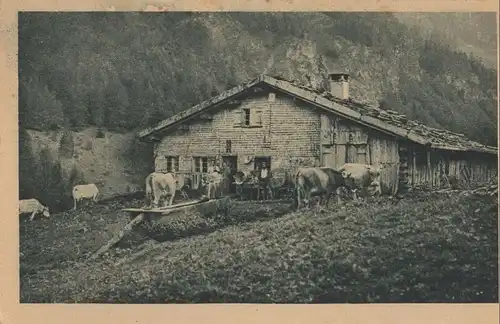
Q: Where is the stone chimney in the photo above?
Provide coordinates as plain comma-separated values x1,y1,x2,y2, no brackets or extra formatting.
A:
328,73,349,100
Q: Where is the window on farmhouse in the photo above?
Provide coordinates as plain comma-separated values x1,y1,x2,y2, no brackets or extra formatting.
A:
234,108,262,128
194,157,208,173
243,108,251,126
165,156,179,172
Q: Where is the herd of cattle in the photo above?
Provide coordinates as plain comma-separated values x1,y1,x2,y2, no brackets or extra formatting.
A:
19,163,382,221
295,163,381,209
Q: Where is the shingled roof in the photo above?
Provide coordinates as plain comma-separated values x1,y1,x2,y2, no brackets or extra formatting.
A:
139,74,497,155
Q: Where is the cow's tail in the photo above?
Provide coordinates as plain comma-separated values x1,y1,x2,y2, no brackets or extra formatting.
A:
145,173,154,207
294,169,304,209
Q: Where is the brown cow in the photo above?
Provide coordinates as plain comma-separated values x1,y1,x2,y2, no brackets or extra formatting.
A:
338,163,382,200
145,172,177,208
295,167,348,209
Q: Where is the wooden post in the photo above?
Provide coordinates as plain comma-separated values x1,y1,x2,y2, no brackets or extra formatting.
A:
427,149,432,186
122,198,206,213
88,213,146,261
412,150,416,185
392,164,400,196
397,144,410,194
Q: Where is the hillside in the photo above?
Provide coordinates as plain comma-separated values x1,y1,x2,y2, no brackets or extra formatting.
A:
18,12,498,210
19,127,152,211
20,192,498,302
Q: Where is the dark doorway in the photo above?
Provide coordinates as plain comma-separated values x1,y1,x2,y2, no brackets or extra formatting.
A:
222,155,238,194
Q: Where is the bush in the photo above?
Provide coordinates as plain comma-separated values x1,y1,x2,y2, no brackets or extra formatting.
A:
68,165,84,186
58,130,74,158
96,128,106,138
19,129,36,199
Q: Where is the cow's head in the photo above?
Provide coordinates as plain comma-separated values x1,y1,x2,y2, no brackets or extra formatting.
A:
368,167,381,179
42,207,50,218
341,170,359,189
341,170,351,179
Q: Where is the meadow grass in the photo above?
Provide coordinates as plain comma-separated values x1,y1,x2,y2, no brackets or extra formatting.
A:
20,193,498,303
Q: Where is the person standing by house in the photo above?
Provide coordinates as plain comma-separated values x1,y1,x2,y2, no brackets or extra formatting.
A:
221,161,233,195
258,161,272,200
203,161,223,200
207,160,217,174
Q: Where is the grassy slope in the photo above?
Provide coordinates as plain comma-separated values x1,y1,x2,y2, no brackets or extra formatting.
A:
27,128,151,199
20,193,498,303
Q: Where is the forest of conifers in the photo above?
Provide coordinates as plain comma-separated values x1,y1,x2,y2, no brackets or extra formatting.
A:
18,12,498,211
19,12,497,145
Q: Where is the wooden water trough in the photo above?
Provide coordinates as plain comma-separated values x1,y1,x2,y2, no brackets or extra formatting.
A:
89,197,228,260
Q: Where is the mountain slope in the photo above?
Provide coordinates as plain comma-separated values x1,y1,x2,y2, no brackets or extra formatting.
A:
18,12,497,143
17,12,498,210
394,12,497,69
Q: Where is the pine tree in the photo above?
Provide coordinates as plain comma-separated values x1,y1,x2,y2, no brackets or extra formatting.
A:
18,129,36,199
68,164,84,186
35,148,54,208
35,148,71,212
58,129,75,159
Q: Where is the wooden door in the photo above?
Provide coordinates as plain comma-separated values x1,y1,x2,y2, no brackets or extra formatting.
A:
322,146,336,168
322,145,346,169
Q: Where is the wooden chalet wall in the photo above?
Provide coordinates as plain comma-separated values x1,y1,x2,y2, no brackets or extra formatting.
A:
320,114,400,194
401,143,497,189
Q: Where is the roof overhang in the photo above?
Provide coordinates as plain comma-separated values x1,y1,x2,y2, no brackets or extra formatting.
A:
430,144,498,155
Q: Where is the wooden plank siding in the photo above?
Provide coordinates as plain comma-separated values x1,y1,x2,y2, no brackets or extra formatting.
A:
319,115,400,194
405,145,497,189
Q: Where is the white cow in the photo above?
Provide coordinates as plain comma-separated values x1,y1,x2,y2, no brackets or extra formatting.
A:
19,199,50,221
338,163,382,200
145,172,177,208
72,184,99,210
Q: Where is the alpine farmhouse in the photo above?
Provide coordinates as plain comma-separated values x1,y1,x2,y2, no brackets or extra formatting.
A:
138,73,498,194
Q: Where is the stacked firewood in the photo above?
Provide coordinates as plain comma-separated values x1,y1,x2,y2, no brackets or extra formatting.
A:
461,184,498,197
433,183,498,197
